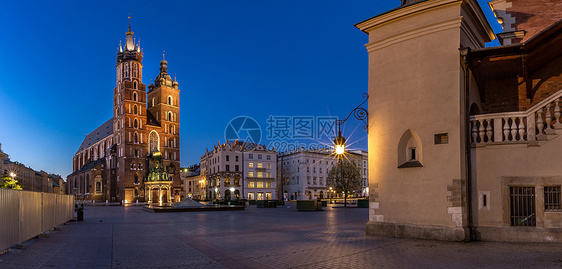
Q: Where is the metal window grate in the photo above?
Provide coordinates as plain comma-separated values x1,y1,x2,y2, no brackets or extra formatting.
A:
510,187,535,227
544,186,561,212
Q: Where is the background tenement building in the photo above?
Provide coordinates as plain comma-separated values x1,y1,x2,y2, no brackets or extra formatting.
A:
201,141,277,201
278,149,368,201
67,22,181,204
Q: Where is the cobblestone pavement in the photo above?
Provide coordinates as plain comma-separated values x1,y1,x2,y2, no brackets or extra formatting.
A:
1,203,561,268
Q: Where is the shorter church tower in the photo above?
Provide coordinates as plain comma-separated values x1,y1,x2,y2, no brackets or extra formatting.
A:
146,56,181,202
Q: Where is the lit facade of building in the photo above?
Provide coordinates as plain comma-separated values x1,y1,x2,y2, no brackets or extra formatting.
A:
278,149,368,200
200,141,277,200
67,22,181,204
181,164,204,200
3,158,62,193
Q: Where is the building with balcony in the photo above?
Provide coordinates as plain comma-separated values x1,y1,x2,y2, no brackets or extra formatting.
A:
357,0,562,242
278,148,368,201
201,141,277,201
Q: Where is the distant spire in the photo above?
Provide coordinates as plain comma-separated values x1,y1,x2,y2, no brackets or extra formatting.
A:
125,14,134,50
163,50,166,61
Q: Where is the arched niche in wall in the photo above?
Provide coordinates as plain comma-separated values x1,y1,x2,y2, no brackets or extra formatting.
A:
397,129,423,168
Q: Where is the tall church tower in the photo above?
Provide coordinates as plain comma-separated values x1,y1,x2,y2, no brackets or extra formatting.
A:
113,19,148,202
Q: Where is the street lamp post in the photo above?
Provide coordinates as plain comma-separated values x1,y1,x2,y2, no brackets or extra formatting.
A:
9,172,16,189
333,93,368,207
334,127,347,207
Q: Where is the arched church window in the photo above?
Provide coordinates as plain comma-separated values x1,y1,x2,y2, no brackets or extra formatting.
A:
125,63,129,78
134,81,138,90
133,64,138,78
134,119,138,128
134,174,139,184
95,181,101,193
133,92,138,101
152,97,156,107
168,96,173,105
167,112,173,121
86,174,90,193
149,131,159,154
134,132,139,143
134,105,138,115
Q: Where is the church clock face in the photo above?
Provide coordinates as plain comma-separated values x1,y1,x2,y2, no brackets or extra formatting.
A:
149,131,159,154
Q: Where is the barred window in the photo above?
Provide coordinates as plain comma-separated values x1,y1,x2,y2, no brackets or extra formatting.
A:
510,187,535,227
544,186,561,211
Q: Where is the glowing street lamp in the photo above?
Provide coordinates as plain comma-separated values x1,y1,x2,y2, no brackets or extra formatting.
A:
9,172,16,189
334,131,346,157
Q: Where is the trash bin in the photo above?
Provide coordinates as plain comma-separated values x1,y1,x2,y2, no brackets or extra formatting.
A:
77,208,84,221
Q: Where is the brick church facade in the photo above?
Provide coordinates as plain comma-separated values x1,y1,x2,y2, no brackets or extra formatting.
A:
68,22,181,203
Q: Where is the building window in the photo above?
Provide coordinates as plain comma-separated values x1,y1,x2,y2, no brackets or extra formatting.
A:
133,91,138,101
235,165,239,171
248,181,255,188
257,182,264,188
226,165,230,171
248,192,255,200
434,133,448,144
257,172,263,178
258,155,262,160
249,154,253,159
168,96,173,105
95,181,101,192
545,186,561,211
258,163,263,168
267,163,271,169
510,187,536,227
267,155,271,160
226,155,230,161
235,156,239,162
149,131,159,154
248,171,254,177
249,162,254,168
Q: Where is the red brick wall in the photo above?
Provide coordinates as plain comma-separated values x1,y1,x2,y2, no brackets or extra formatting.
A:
479,54,562,113
506,0,562,42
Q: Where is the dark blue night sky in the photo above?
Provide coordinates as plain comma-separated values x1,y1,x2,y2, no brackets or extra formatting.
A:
0,0,501,178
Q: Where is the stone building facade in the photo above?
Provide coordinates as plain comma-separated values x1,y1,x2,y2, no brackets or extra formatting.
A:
278,149,368,201
68,22,181,204
357,0,562,242
200,141,277,201
181,164,204,200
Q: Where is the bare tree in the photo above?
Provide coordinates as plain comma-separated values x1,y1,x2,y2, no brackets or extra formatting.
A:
326,160,361,207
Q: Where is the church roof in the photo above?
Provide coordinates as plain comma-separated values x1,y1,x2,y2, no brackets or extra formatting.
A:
68,157,105,177
77,118,114,154
146,111,161,127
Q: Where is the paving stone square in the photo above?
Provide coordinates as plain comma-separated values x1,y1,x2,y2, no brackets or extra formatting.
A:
0,202,561,268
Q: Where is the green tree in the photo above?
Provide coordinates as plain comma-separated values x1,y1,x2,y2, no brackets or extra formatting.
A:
0,174,23,190
326,160,361,207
